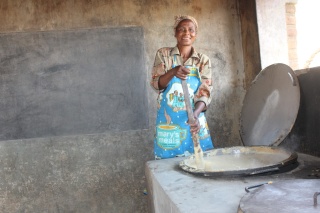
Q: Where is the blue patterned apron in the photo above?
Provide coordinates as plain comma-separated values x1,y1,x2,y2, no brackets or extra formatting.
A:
154,56,213,159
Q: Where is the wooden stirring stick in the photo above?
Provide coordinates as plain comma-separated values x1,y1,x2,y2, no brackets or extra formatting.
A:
181,79,205,170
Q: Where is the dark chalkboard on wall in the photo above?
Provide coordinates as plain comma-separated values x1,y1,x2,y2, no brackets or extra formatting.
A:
0,27,148,140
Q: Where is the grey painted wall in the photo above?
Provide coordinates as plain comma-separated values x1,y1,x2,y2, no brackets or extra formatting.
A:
0,0,259,212
0,27,148,140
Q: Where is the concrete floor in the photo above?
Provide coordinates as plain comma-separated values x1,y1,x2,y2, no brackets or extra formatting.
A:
145,153,320,213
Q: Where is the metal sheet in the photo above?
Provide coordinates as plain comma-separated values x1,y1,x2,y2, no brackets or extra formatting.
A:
238,179,320,213
179,146,297,176
240,63,300,146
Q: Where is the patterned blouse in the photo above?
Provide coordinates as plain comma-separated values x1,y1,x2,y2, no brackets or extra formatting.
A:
150,46,213,109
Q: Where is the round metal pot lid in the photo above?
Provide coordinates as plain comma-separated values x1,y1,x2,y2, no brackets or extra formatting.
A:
240,63,300,146
238,179,320,213
179,146,297,176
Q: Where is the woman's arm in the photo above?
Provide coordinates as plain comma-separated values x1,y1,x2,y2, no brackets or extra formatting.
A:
194,56,213,111
189,101,206,134
158,65,190,90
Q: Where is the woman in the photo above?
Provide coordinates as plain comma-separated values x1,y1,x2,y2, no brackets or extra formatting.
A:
150,15,214,159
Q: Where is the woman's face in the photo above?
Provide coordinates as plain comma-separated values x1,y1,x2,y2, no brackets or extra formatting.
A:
175,20,197,47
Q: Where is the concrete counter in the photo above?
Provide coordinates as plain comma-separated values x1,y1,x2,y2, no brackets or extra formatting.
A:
145,153,320,213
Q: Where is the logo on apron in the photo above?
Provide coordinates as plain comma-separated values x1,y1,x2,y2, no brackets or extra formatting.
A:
156,124,187,149
166,83,194,112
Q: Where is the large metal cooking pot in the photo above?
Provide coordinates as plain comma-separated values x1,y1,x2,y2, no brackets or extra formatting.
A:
179,146,297,176
238,179,320,213
179,64,300,176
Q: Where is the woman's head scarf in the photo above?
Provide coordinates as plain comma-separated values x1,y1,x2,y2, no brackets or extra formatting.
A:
173,15,198,33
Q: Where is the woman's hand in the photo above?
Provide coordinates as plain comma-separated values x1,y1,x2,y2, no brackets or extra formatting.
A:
171,65,190,80
158,65,190,90
189,116,200,134
189,101,206,134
